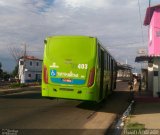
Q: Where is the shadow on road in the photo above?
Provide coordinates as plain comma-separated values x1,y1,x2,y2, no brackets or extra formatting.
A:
77,91,132,114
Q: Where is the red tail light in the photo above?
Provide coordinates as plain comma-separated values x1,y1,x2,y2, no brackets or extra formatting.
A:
87,67,95,87
43,65,48,84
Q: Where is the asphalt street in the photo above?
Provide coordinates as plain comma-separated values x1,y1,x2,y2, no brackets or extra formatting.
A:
0,82,130,135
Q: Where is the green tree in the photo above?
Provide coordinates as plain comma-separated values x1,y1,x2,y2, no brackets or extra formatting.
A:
2,71,10,81
12,64,18,77
0,62,3,78
0,62,11,81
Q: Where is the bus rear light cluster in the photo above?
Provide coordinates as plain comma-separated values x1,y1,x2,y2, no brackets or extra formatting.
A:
87,67,95,87
43,65,48,84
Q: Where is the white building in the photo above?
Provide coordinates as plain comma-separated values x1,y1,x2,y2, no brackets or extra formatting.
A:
18,56,42,83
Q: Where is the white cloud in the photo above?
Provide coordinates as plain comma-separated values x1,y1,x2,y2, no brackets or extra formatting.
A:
0,0,7,6
33,0,46,8
64,0,109,9
1,0,159,71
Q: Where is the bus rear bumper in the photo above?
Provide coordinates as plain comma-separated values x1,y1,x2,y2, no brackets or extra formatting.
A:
42,84,98,102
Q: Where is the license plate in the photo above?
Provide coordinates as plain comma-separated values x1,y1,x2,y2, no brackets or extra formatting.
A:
62,78,72,83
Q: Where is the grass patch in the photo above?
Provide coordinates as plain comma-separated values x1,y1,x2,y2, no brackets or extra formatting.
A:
129,115,135,118
124,122,145,135
126,122,145,129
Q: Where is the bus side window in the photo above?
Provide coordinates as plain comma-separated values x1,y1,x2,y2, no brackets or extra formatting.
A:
112,60,114,71
113,61,115,71
106,53,108,71
108,55,110,71
104,52,107,70
110,58,111,70
111,59,113,71
98,44,101,68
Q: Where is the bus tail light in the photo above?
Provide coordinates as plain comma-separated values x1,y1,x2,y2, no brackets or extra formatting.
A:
43,65,48,84
88,67,95,87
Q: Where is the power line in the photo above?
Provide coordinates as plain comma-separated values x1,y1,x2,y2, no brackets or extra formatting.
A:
138,0,145,45
106,41,147,48
27,50,43,52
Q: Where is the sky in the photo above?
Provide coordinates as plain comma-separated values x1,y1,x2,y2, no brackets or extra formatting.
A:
0,0,160,73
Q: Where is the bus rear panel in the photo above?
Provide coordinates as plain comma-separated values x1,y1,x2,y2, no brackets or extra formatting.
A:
42,36,99,101
42,36,117,102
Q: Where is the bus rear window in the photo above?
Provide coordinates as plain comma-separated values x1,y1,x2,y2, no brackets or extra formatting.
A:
47,38,95,60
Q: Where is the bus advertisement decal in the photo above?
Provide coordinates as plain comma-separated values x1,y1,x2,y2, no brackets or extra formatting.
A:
50,78,85,85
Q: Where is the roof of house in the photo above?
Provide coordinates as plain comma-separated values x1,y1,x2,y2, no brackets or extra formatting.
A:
144,4,160,26
20,56,42,61
117,63,133,70
135,55,160,63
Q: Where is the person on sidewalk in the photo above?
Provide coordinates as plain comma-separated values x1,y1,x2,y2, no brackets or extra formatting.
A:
128,81,134,100
133,77,137,91
138,76,142,95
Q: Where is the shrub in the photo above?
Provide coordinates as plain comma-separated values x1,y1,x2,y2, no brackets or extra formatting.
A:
10,83,27,88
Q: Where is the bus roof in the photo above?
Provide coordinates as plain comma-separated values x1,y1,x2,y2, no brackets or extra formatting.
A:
45,35,117,62
47,35,95,39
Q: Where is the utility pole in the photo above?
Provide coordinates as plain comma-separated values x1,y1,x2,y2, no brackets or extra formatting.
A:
149,0,151,7
125,59,128,65
24,44,26,58
21,44,27,84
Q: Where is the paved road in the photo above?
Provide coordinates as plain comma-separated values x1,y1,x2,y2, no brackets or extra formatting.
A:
0,82,131,135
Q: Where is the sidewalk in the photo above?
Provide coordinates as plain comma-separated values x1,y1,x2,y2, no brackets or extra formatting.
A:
128,102,160,129
125,82,160,130
0,86,40,95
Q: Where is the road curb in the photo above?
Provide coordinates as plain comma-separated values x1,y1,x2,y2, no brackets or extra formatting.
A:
114,100,135,135
106,100,135,135
0,86,40,95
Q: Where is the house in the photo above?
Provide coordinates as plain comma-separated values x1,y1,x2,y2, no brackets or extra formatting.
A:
18,56,42,83
144,4,160,97
117,63,133,81
144,4,160,56
136,4,160,97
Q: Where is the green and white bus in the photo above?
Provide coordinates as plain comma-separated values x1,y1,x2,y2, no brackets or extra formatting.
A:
42,36,117,102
